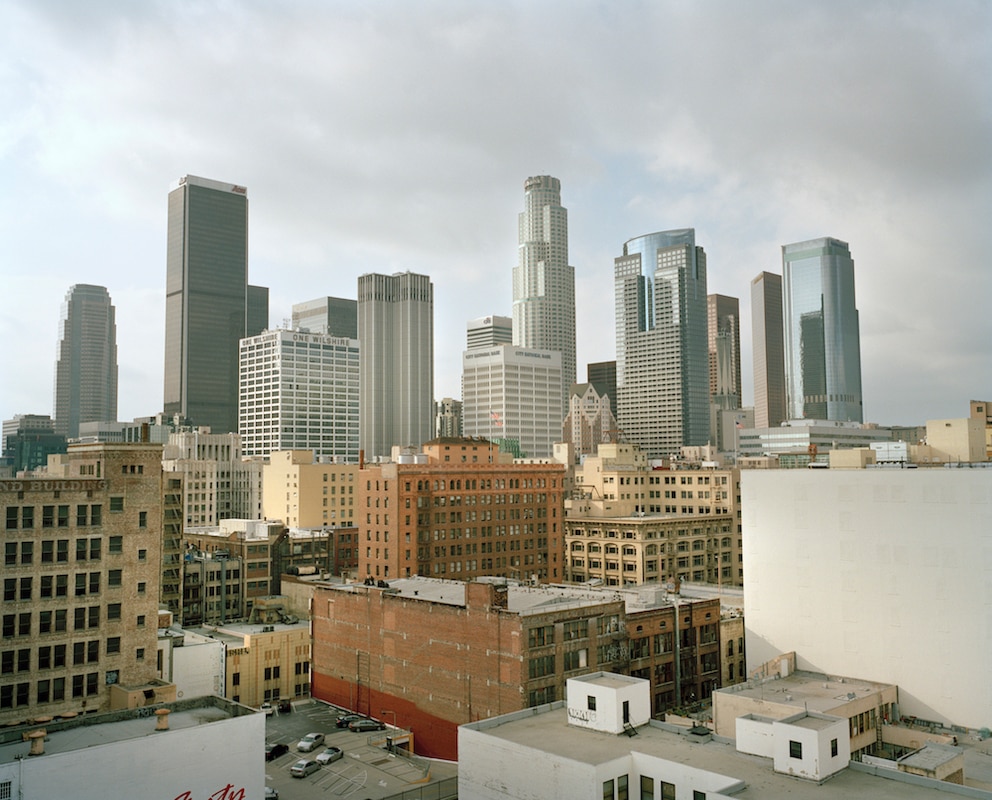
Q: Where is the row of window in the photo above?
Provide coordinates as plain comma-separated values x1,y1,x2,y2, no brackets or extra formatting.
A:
4,500,134,530
0,672,101,709
2,607,144,637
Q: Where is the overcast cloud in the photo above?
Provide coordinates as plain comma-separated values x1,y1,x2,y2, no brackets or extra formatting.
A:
1,0,989,428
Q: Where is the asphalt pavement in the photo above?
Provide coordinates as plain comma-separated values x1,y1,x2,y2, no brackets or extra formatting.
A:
262,699,456,800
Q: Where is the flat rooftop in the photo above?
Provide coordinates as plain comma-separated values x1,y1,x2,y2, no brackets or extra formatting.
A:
465,704,969,799
716,671,893,713
0,696,250,764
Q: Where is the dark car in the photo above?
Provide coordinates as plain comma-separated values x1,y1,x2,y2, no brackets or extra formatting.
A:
265,742,289,761
277,698,293,714
349,718,386,732
335,713,365,729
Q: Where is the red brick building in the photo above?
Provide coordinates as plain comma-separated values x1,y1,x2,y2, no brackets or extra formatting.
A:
311,577,721,759
359,438,566,582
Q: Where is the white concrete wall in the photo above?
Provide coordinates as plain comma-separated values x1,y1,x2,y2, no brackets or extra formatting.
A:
172,634,226,699
6,709,263,800
742,469,992,729
735,715,775,757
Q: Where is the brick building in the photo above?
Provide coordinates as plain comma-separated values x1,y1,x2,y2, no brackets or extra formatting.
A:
310,577,721,759
359,438,566,583
0,443,172,723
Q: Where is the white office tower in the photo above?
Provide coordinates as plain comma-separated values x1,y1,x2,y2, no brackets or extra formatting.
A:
358,272,434,459
512,176,576,415
467,315,513,351
462,346,562,458
239,329,359,460
614,229,709,459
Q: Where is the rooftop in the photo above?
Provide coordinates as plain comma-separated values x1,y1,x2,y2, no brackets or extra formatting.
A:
463,703,972,799
0,696,251,764
716,670,893,713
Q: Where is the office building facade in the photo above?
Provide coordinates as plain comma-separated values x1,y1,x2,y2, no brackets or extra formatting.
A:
52,284,118,439
292,296,358,338
614,229,709,458
781,237,863,422
462,346,563,459
512,176,576,414
358,272,434,459
750,271,786,429
707,294,741,408
164,175,268,434
239,329,360,461
467,315,512,351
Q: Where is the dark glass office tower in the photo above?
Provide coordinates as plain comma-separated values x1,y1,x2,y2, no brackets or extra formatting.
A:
164,175,251,433
247,284,270,337
781,237,863,422
53,284,118,438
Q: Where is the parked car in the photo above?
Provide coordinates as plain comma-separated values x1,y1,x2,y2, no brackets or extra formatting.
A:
264,788,279,800
335,713,364,729
349,718,386,732
260,702,274,716
277,698,293,714
315,745,344,765
290,759,320,778
264,742,289,761
296,732,325,752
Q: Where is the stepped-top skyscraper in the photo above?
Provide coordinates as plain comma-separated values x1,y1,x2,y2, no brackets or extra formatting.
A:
781,237,863,422
358,271,434,459
53,284,118,438
164,175,268,434
615,229,709,458
512,176,575,414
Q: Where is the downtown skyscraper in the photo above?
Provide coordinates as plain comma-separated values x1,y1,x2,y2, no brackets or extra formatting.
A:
750,271,786,428
614,229,709,458
512,176,576,414
781,237,863,422
53,284,118,438
163,175,268,434
358,271,434,459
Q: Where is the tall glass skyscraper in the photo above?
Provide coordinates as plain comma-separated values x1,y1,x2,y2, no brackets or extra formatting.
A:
358,272,434,458
781,237,863,422
614,229,709,458
164,175,267,434
52,284,118,438
512,176,575,415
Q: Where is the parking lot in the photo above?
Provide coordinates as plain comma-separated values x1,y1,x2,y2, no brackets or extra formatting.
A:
263,699,456,799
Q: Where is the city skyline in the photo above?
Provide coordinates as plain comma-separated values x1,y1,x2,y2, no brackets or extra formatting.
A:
2,2,989,428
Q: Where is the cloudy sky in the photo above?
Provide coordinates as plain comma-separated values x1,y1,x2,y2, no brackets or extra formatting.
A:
2,0,989,429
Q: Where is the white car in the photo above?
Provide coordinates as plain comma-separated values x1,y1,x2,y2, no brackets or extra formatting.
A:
315,745,344,765
296,732,325,752
260,702,274,716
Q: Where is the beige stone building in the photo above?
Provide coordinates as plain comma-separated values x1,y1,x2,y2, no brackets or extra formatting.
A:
926,417,987,463
262,449,357,528
971,400,992,459
190,620,311,707
0,443,172,724
565,513,738,587
566,443,742,586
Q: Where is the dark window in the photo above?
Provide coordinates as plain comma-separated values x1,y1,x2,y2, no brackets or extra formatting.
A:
5,507,17,530
90,505,102,526
37,679,50,703
54,610,66,633
75,574,86,596
38,647,51,669
20,508,33,529
2,579,14,602
108,536,123,554
831,738,838,758
108,570,122,587
86,672,98,696
77,505,88,527
39,611,52,634
790,740,803,759
74,608,86,630
57,505,69,527
17,614,29,636
52,676,65,700
88,572,100,593
19,577,31,600
72,675,84,698
88,606,99,628
56,574,68,597
107,603,121,621
139,511,147,528
77,539,88,561
110,497,124,512
107,637,120,654
57,539,69,562
42,540,54,562
42,506,55,527
20,541,32,565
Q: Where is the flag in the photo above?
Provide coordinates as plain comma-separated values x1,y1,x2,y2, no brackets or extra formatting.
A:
490,410,503,427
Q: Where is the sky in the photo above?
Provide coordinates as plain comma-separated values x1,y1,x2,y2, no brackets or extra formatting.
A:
2,0,990,429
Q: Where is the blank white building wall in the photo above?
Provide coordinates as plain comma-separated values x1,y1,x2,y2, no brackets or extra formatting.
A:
741,469,992,730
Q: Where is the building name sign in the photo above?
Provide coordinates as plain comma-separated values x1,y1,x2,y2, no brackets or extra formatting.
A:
0,480,108,493
289,332,352,347
228,647,249,657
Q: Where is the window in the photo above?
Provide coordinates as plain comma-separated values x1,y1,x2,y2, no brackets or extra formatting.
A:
603,779,614,800
110,497,124,512
138,511,147,528
588,695,597,711
564,649,588,671
789,740,803,759
108,536,123,554
693,792,707,800
107,603,121,621
106,637,121,654
108,569,122,587
138,549,147,562
136,648,145,661
831,738,838,757
136,615,146,627
640,775,653,800
528,625,554,647
661,781,676,800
